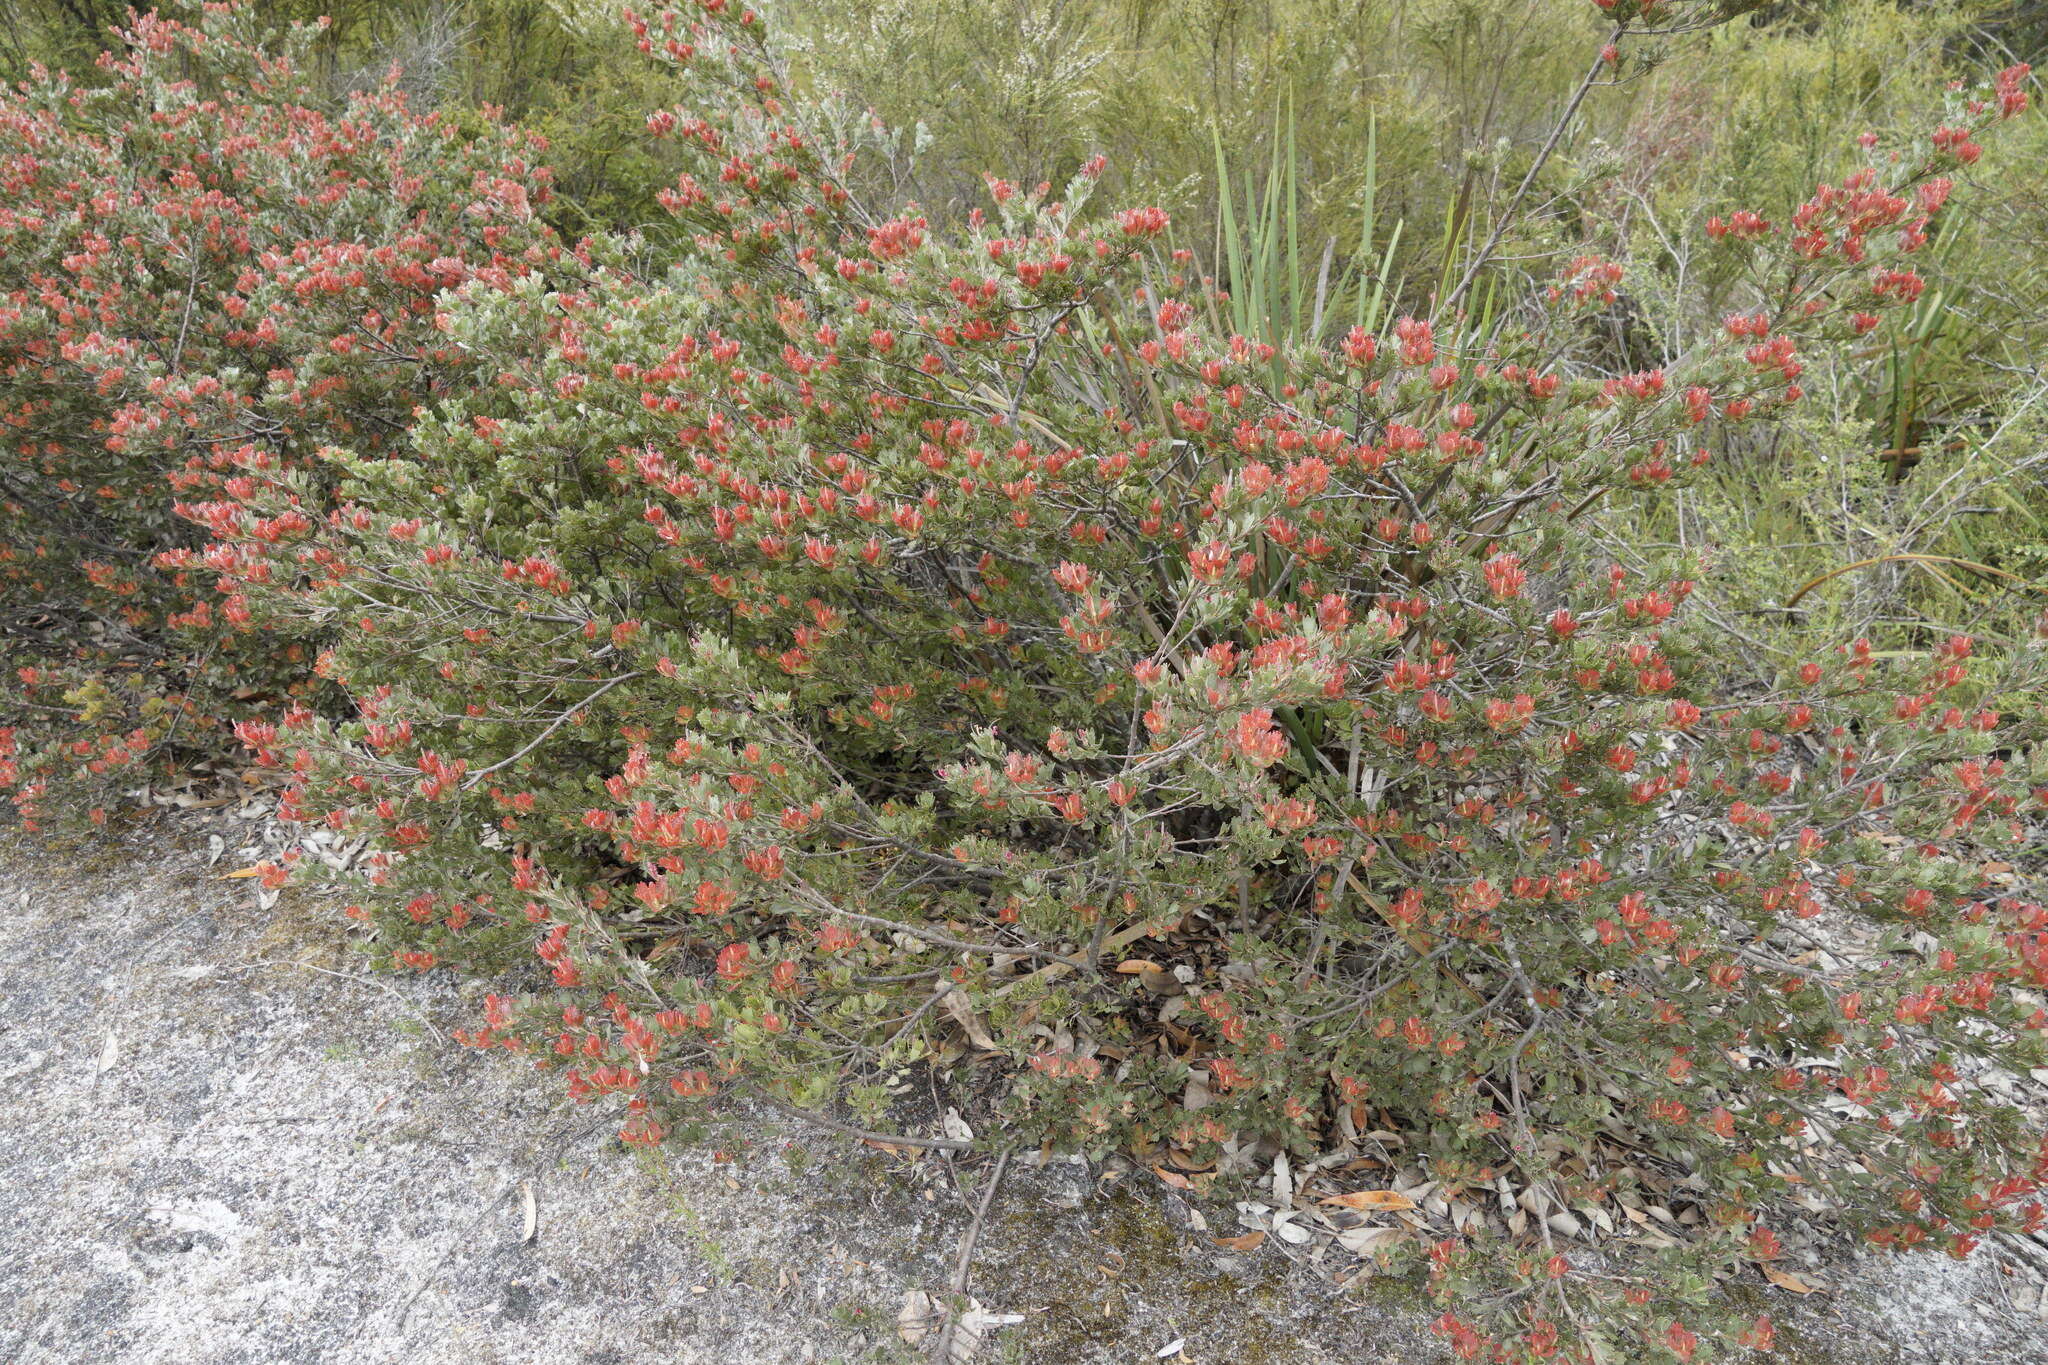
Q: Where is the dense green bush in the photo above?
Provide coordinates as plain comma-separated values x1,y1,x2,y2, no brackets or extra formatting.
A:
151,3,2048,1359
0,4,560,824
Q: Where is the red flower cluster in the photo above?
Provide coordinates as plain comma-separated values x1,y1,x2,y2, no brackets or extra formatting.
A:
0,5,559,825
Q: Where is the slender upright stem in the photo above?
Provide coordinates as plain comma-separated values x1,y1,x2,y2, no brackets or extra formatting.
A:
1442,26,1625,317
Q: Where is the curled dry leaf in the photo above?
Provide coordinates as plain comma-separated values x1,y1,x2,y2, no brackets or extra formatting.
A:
861,1138,921,1157
942,988,998,1051
1212,1229,1267,1252
1270,1213,1313,1244
1272,1152,1294,1206
1338,1225,1409,1256
1320,1189,1417,1212
897,1288,940,1346
1545,1210,1584,1239
1761,1264,1825,1295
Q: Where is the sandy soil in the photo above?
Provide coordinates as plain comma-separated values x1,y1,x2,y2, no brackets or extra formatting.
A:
2,816,2044,1364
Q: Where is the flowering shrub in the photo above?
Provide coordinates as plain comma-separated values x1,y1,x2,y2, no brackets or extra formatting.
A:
0,3,559,825
33,3,2044,1360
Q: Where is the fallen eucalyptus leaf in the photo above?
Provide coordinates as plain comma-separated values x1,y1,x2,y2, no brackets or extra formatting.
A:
1762,1265,1825,1295
1320,1189,1416,1212
1338,1225,1408,1255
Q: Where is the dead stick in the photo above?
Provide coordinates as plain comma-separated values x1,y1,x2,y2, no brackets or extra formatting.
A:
1343,869,1487,1006
742,1085,974,1152
933,1146,1014,1362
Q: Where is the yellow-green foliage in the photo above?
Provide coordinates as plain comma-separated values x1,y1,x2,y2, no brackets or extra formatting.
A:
776,0,1593,279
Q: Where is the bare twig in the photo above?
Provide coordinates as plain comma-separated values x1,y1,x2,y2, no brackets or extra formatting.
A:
461,671,640,788
741,1085,975,1152
1784,553,2038,608
1442,26,1625,317
932,1146,1014,1363
786,885,1091,971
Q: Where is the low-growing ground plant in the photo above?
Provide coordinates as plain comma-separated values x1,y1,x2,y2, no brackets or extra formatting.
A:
0,4,560,825
13,3,2048,1362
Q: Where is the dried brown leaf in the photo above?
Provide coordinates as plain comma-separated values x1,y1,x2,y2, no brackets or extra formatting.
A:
1761,1265,1825,1295
1320,1189,1417,1212
941,989,998,1051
